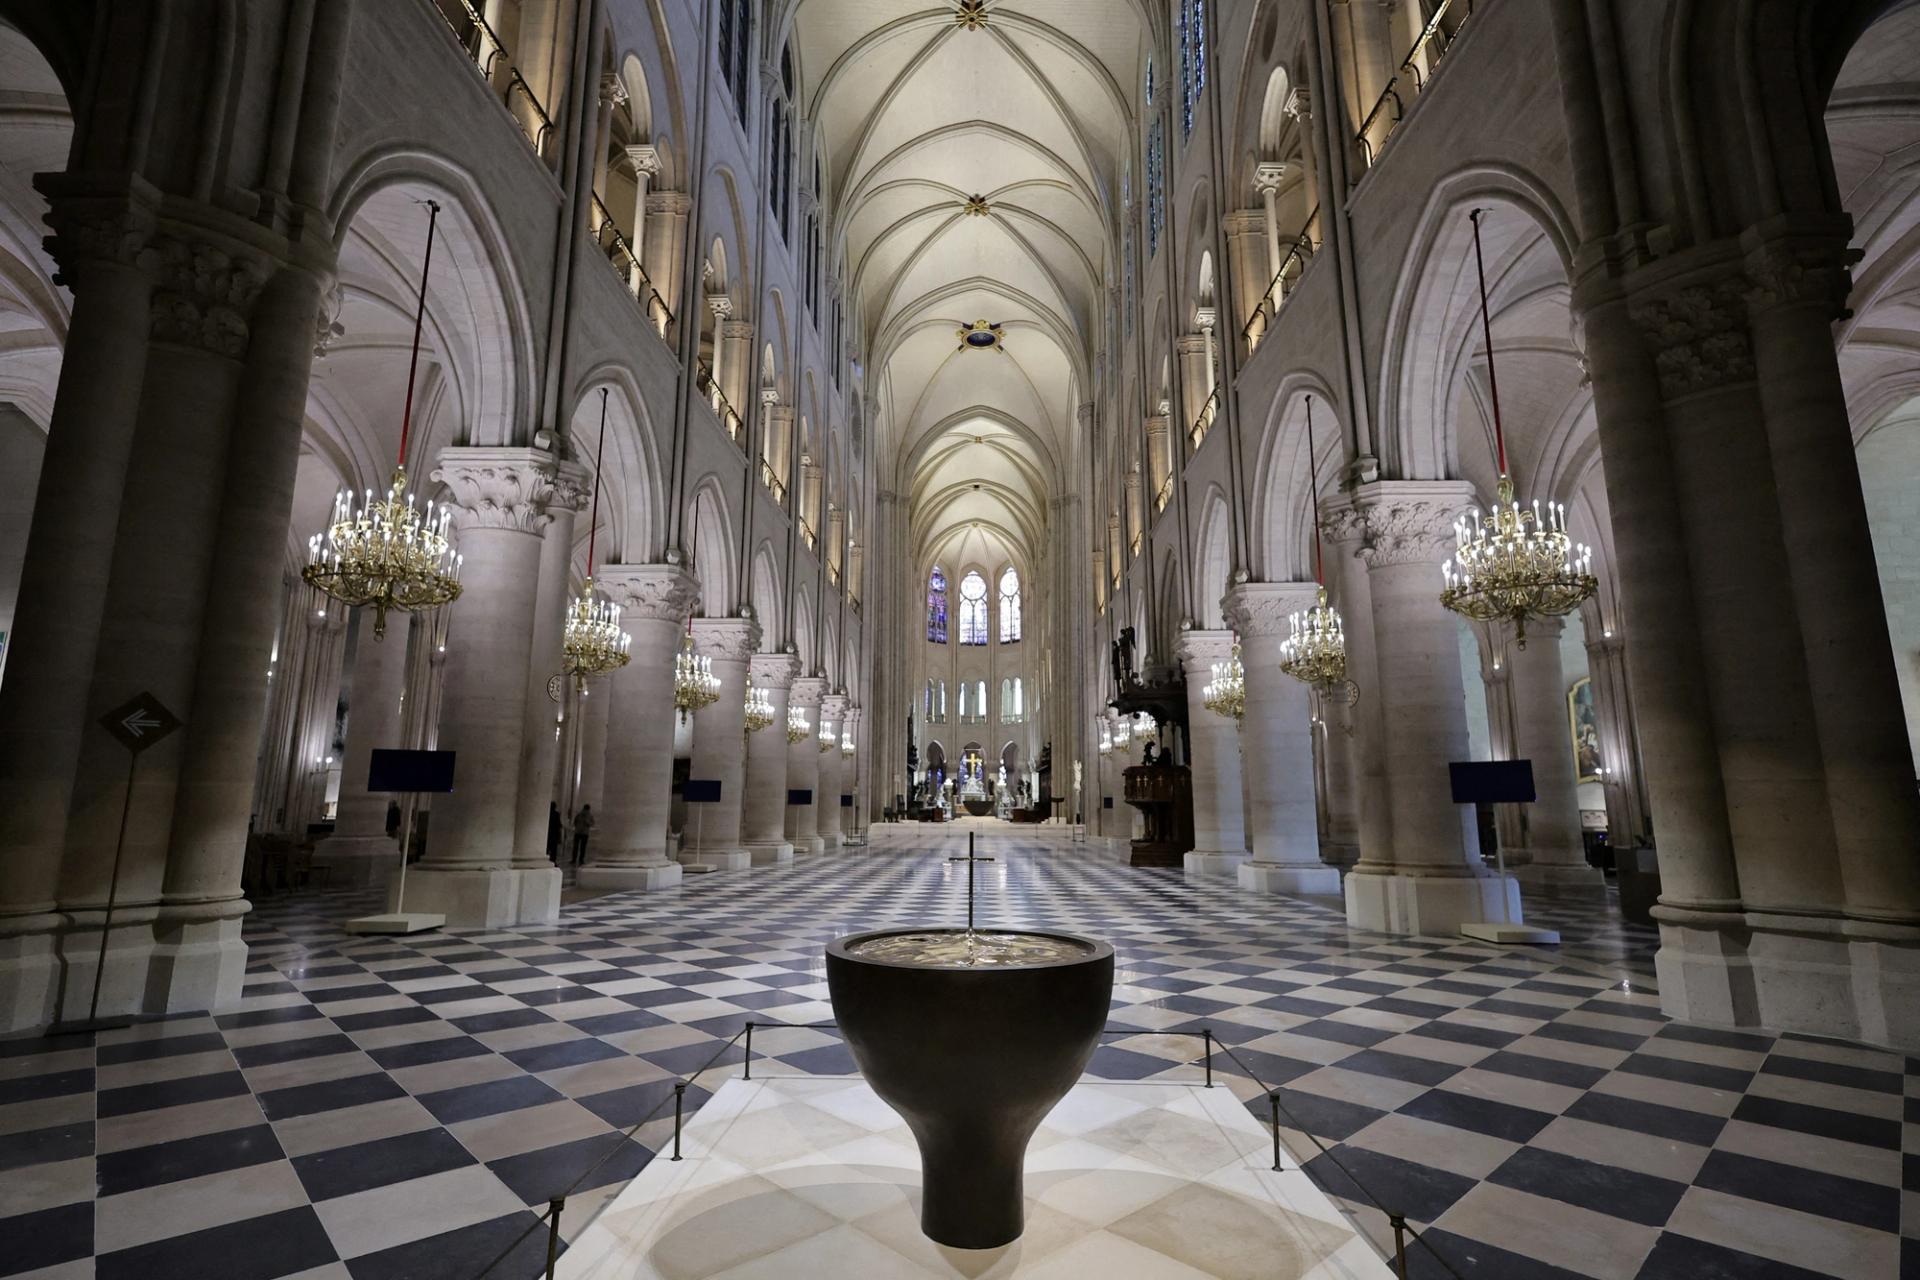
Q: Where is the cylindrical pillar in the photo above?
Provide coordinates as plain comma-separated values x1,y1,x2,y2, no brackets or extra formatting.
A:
1177,631,1248,873
817,692,847,851
787,677,825,853
511,470,587,870
683,616,759,867
1508,618,1603,895
579,564,697,890
742,653,799,863
1227,583,1338,893
403,449,567,926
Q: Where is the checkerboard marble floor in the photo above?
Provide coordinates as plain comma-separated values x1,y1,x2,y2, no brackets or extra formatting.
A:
1,821,1912,1279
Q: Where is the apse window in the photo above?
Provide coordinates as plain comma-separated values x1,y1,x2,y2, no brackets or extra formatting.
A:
999,566,1021,642
959,571,989,644
927,566,948,643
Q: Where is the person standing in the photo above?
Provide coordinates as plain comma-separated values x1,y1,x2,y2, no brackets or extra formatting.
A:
547,801,562,861
571,804,595,865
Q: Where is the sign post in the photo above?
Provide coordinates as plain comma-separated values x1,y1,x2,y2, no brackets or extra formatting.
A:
56,693,184,1032
1448,760,1559,945
344,749,456,935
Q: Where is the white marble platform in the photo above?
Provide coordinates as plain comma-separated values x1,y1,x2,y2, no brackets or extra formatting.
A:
558,1074,1394,1280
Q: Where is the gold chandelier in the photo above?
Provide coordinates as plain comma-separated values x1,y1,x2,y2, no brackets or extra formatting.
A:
786,704,811,743
1280,395,1350,690
303,201,462,638
1201,643,1246,720
1439,210,1596,647
563,388,631,687
673,626,719,717
818,718,836,753
744,681,774,733
840,729,856,757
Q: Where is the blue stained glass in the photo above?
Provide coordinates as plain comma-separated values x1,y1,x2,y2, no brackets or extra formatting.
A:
927,566,948,643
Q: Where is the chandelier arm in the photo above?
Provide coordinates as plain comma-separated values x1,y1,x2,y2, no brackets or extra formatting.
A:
1468,207,1508,478
397,199,442,471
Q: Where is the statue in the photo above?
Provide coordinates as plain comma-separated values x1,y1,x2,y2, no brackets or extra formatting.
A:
1116,626,1138,689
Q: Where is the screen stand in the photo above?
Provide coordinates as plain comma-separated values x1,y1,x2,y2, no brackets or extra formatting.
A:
1458,832,1559,945
344,790,449,935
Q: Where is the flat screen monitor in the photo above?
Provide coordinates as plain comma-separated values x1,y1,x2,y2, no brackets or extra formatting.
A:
367,749,456,794
1448,759,1536,805
684,779,722,804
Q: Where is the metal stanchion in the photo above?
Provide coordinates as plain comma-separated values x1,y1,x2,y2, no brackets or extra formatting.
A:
1389,1213,1409,1278
671,1082,686,1160
1202,1028,1213,1087
743,1021,754,1080
544,1198,565,1278
1269,1093,1283,1171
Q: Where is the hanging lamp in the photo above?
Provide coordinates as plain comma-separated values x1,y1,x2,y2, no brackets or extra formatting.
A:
672,621,720,718
744,680,774,734
1201,642,1246,720
562,387,632,689
1439,209,1596,647
786,703,811,743
303,201,463,637
1279,395,1349,689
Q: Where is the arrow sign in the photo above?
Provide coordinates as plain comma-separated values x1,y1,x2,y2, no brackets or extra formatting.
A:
99,692,183,755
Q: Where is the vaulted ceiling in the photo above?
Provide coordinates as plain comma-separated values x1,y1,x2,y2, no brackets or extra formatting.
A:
786,0,1147,575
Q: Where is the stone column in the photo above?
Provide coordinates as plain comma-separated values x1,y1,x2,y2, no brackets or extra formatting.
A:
1254,163,1286,283
0,189,157,1031
1178,630,1249,874
1175,335,1210,441
1341,482,1519,934
625,145,660,291
591,73,626,207
401,449,570,926
841,706,863,840
1227,583,1339,893
682,616,759,869
1745,238,1920,924
1507,617,1604,895
1143,421,1169,514
642,189,686,332
817,692,847,851
1286,88,1321,218
742,653,798,864
511,464,588,872
706,295,732,418
720,317,754,430
575,672,611,812
315,611,412,884
581,565,697,890
786,676,825,853
1584,631,1647,845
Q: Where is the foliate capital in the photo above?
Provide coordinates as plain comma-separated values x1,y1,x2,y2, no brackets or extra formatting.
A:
1337,480,1476,569
1253,162,1287,195
1743,237,1855,319
820,692,849,722
790,676,827,708
1223,581,1322,638
1627,272,1753,399
690,615,761,661
1176,628,1239,675
432,447,581,535
39,180,157,285
141,228,275,359
750,652,801,688
596,563,700,622
626,144,663,177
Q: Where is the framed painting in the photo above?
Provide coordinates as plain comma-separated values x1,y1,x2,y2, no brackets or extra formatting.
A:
1567,676,1602,784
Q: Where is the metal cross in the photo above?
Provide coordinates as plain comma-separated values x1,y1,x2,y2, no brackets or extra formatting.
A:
947,830,996,933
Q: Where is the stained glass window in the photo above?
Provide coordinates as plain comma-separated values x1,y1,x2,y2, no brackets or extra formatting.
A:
927,566,948,643
1177,3,1190,138
999,567,1021,642
1146,120,1165,258
959,570,988,645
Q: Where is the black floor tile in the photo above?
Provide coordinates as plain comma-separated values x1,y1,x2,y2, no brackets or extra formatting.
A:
1476,1049,1607,1090
1638,1231,1835,1278
486,1131,652,1202
0,1120,92,1172
98,1068,249,1118
292,1127,476,1201
1694,1149,1899,1232
1487,1144,1687,1227
1304,1144,1475,1223
366,1035,494,1070
95,1205,336,1280
345,1209,546,1280
1562,1090,1727,1147
96,1122,285,1196
258,1071,407,1121
0,1201,92,1276
1397,1088,1555,1143
1730,1091,1901,1151
417,1074,563,1124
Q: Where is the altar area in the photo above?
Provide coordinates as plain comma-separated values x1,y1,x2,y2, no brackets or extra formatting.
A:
557,1072,1393,1279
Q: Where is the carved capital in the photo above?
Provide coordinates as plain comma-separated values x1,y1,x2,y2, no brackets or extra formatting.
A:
820,692,849,722
1223,581,1322,638
1253,162,1287,195
1285,88,1312,121
1339,480,1476,569
597,563,700,623
1176,628,1239,675
707,293,733,320
599,72,629,108
790,676,827,709
432,447,579,535
750,652,801,688
690,615,761,661
40,186,156,285
1743,239,1854,319
140,229,274,358
1628,274,1754,399
625,144,662,177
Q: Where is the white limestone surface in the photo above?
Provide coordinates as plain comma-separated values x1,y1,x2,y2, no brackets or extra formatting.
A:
558,1074,1394,1279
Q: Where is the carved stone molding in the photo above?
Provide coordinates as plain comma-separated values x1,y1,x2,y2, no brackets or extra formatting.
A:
140,230,274,359
1336,480,1476,569
820,692,849,722
597,563,700,623
1176,628,1238,674
750,652,801,689
790,676,827,709
1628,275,1754,399
432,448,581,536
646,190,690,217
1223,581,1321,638
41,195,155,286
626,144,662,177
1253,162,1287,195
690,616,761,662
1743,240,1855,319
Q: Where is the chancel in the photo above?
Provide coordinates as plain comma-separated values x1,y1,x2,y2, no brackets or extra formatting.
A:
0,0,1913,1276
